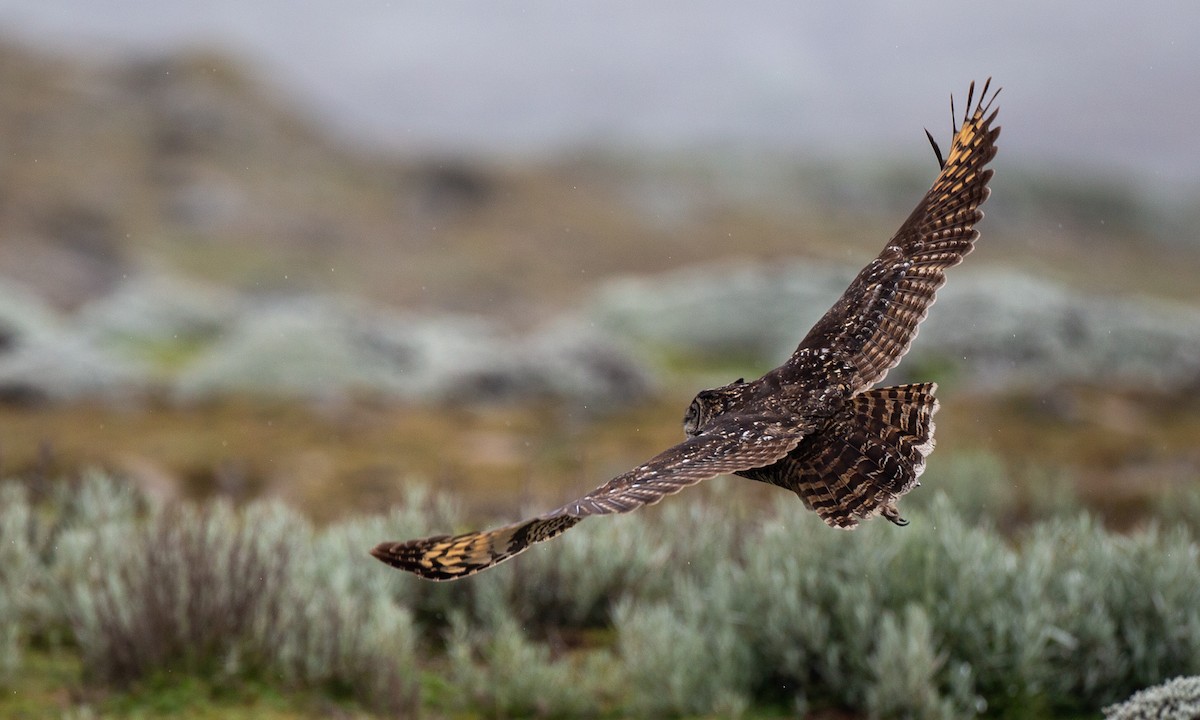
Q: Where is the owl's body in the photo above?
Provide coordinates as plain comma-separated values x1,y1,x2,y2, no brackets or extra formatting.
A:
373,80,1000,580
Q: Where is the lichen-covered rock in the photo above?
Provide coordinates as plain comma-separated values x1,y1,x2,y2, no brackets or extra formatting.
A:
172,295,479,402
591,261,850,360
914,270,1200,390
589,263,1200,390
524,318,656,406
443,317,655,407
0,278,149,403
174,295,652,406
77,273,242,347
0,279,65,342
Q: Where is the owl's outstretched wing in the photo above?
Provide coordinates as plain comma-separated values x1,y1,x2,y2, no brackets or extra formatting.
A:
371,413,809,580
792,79,1000,391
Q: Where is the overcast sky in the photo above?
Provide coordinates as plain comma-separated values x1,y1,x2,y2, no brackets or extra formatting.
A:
1,1,1197,190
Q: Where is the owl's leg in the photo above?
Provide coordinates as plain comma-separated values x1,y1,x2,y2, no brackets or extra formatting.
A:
758,383,938,529
881,502,908,527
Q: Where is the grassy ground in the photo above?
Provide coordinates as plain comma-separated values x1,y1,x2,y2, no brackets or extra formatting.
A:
3,648,390,719
0,648,852,719
2,381,1196,529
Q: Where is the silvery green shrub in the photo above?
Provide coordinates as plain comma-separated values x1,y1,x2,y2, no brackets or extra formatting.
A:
1028,517,1200,710
865,604,973,720
614,567,755,718
447,612,618,718
612,492,1200,717
4,467,1199,717
0,484,34,684
55,483,419,713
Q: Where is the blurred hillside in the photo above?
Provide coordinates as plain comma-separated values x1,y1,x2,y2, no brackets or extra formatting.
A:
2,39,1199,316
1,40,1198,525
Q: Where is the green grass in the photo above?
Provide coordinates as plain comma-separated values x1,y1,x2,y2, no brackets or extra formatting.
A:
1,648,391,720
2,649,80,720
99,335,216,374
4,381,1198,527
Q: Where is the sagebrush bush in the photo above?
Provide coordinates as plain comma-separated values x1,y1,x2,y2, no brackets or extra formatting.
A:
448,612,619,718
1156,483,1200,534
65,501,297,684
0,484,33,684
876,497,1045,708
281,519,420,713
610,493,1200,717
293,484,472,635
865,604,973,720
615,566,756,718
0,591,16,686
1028,517,1200,710
1,474,420,714
2,463,1198,718
477,512,659,632
472,497,742,637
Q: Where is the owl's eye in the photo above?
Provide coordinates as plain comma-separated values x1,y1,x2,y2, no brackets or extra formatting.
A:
683,399,703,433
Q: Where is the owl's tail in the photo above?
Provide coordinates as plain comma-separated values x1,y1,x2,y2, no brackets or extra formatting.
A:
370,513,582,581
786,382,939,529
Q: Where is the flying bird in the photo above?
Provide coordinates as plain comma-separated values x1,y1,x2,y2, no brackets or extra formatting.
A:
373,80,1001,580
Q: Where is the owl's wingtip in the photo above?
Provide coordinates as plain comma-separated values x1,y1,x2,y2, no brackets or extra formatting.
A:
369,538,466,581
368,540,400,565
924,128,946,169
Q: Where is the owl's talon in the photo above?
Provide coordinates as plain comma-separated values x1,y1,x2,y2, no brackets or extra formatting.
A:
883,504,909,527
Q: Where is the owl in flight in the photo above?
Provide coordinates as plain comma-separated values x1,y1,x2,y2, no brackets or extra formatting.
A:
373,80,1000,580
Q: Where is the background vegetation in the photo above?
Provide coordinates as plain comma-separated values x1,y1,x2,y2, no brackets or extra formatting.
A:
1,35,1198,719
2,469,1198,719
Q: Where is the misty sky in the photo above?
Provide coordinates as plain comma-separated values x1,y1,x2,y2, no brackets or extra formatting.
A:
1,1,1197,190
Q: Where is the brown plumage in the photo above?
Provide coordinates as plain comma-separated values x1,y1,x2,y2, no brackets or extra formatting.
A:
372,80,1000,580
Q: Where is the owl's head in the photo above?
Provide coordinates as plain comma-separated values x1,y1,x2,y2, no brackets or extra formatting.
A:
683,377,749,436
